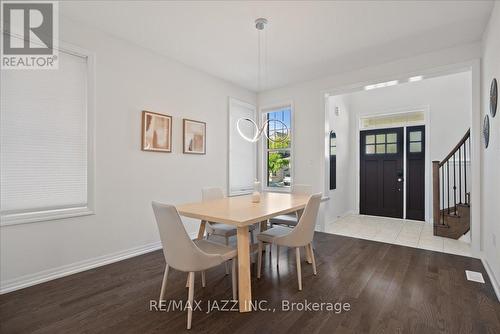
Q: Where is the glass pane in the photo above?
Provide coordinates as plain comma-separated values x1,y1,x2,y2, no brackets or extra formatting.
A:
376,144,386,154
387,143,397,153
387,133,397,143
267,108,291,149
365,144,375,154
409,131,422,142
330,146,337,155
267,151,291,188
366,135,375,144
409,142,422,153
376,134,386,143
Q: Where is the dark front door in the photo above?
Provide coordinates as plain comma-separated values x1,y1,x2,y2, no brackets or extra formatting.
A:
406,126,425,221
360,127,404,218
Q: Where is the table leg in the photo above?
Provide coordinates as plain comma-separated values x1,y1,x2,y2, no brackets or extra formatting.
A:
197,220,207,239
237,226,252,312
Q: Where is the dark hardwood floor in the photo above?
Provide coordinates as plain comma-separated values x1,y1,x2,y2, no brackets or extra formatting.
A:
1,232,499,333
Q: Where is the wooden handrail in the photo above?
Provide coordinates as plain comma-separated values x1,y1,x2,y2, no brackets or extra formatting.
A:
439,129,470,167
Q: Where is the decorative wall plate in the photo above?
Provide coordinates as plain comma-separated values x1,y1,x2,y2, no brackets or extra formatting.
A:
491,78,498,118
483,114,490,149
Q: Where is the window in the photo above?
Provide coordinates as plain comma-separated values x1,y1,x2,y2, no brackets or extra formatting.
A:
264,106,292,189
408,130,423,153
360,111,424,129
1,49,94,225
329,131,336,190
365,132,398,155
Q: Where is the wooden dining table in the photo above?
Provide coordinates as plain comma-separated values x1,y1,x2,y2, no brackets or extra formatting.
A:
176,192,310,312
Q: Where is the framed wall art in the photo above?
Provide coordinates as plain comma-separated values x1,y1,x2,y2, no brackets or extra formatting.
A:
483,114,490,149
490,78,497,118
183,119,206,154
141,111,172,153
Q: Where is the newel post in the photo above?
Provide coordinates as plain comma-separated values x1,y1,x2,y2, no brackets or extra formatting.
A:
432,161,440,225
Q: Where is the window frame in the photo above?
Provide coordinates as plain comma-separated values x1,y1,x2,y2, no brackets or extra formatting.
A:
0,41,96,226
260,102,294,193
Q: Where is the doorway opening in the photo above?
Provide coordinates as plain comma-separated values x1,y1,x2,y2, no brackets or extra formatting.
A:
323,66,478,254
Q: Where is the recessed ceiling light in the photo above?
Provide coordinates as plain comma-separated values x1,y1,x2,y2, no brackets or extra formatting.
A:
364,80,399,90
409,75,423,82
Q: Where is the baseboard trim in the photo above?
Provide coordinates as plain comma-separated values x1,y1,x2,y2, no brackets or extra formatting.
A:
481,255,500,302
0,241,162,295
0,230,202,295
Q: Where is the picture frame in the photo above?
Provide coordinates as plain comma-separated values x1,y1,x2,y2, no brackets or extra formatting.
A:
141,110,172,153
483,114,490,149
183,119,206,154
490,78,497,118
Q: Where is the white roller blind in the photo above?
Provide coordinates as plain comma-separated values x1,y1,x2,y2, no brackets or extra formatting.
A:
1,51,88,215
228,98,257,196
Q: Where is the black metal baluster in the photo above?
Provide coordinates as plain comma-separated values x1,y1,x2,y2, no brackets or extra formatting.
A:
441,166,445,225
447,161,450,214
453,153,457,214
464,138,467,202
459,146,462,204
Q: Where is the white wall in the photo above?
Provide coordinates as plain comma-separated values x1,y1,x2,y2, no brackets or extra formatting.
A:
331,71,471,222
347,72,471,161
480,2,500,296
0,17,255,292
324,95,356,221
258,43,480,228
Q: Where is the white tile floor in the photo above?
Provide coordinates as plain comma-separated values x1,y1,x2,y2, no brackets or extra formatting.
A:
324,214,472,257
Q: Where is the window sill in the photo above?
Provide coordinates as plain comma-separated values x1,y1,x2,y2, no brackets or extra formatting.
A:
0,207,94,227
263,188,291,193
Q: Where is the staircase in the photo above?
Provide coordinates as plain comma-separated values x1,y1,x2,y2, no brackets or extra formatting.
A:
432,129,471,239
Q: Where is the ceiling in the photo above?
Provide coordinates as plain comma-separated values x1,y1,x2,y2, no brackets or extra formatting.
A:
61,1,493,92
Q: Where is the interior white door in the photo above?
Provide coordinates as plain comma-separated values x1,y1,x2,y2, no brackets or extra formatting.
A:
228,98,257,196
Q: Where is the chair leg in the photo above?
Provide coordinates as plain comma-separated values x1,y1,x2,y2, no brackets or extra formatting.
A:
276,245,280,268
296,247,302,291
187,272,195,330
225,236,230,275
159,264,169,301
309,243,317,275
250,229,255,244
201,271,206,288
231,258,237,300
305,244,312,264
257,241,263,278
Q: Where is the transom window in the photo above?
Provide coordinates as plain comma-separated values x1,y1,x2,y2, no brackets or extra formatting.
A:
365,132,398,154
264,106,292,189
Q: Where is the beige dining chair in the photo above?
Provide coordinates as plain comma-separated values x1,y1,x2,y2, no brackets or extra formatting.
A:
152,201,237,330
202,187,256,273
268,184,312,227
256,193,321,291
